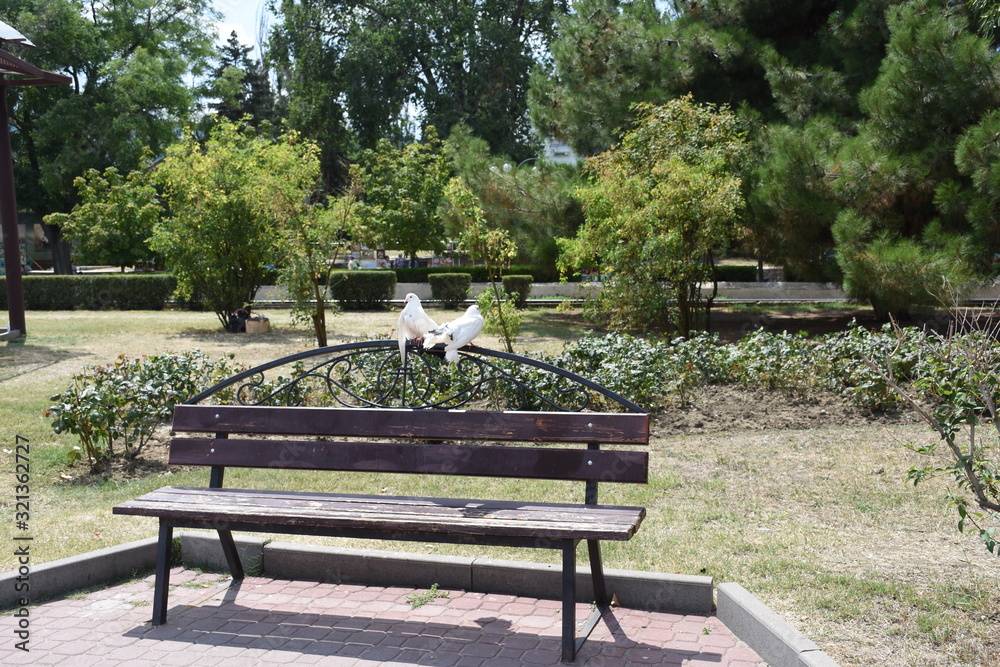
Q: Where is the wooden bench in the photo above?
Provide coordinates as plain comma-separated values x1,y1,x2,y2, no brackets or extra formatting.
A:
113,341,649,662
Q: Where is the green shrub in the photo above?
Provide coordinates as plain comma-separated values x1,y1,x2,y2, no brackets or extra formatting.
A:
477,285,523,349
812,322,924,410
328,270,396,310
502,275,533,308
715,265,758,282
722,329,815,394
393,264,561,283
45,350,243,469
541,333,673,411
0,274,177,310
429,273,472,308
22,276,79,309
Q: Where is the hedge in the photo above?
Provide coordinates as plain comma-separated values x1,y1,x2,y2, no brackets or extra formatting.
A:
328,270,396,310
393,265,561,283
502,275,533,308
0,274,177,310
428,273,472,309
715,265,759,282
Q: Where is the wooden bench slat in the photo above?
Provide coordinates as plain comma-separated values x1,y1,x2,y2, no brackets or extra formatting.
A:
168,437,649,483
172,405,650,444
113,486,646,541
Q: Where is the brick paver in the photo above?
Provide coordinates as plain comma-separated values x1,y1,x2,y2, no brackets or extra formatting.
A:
0,568,767,665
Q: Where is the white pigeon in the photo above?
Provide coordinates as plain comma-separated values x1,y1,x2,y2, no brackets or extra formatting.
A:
397,293,439,362
422,304,484,363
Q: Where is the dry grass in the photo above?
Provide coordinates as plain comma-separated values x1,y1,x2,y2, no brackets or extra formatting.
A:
2,307,999,666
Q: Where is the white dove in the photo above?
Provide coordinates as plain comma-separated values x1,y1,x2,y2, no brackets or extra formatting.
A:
422,304,484,363
397,293,439,362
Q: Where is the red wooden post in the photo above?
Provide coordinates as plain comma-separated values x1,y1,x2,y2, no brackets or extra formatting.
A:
0,81,26,339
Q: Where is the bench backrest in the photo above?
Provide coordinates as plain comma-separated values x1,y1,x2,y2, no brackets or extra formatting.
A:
170,404,649,486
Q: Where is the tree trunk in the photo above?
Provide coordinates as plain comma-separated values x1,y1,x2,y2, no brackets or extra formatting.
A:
42,223,73,274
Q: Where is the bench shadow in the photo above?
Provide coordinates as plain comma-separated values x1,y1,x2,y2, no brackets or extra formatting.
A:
123,582,723,665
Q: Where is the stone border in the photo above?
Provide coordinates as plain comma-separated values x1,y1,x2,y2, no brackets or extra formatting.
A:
1,534,839,666
717,583,840,667
179,532,713,615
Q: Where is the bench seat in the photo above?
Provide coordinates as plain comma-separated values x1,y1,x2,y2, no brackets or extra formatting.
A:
114,486,646,542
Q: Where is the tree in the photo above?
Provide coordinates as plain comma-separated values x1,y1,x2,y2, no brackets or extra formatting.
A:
445,123,583,270
2,0,217,273
43,166,161,271
354,128,450,261
150,120,320,329
565,97,750,336
529,0,672,156
208,30,275,129
444,178,521,352
268,0,566,182
870,311,1000,556
278,173,360,347
830,1,1000,315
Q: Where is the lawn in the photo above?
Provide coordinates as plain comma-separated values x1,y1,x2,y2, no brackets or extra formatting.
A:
1,306,999,666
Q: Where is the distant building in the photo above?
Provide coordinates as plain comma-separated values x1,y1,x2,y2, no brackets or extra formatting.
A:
542,137,580,166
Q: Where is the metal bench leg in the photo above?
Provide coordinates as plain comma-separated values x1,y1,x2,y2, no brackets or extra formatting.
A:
587,539,608,606
152,522,173,625
217,529,245,580
565,539,611,660
561,541,576,662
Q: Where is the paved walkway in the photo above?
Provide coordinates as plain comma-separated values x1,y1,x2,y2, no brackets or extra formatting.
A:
1,568,765,666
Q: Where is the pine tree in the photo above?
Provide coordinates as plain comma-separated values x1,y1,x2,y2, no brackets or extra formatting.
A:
209,31,274,128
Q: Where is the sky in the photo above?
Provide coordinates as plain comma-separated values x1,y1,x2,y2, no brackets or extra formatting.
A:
212,0,270,49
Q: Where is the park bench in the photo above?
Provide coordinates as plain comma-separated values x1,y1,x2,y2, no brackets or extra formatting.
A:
113,340,649,662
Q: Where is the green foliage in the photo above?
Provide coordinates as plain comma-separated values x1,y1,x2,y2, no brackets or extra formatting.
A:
869,318,1000,556
270,1,562,163
445,124,582,270
7,0,217,272
539,333,674,411
533,324,930,413
428,273,471,309
355,128,451,259
444,177,519,351
43,166,162,270
277,171,360,346
151,120,320,329
568,96,751,336
814,323,924,411
476,286,524,347
832,211,976,318
715,265,759,282
723,329,814,395
406,583,449,608
501,275,533,308
45,351,243,469
393,265,561,283
0,275,176,310
207,30,275,129
327,270,396,310
529,0,671,156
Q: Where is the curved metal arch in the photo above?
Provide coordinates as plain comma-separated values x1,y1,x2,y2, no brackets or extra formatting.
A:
186,340,646,414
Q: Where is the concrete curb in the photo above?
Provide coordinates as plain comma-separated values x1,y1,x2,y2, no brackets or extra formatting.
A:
717,582,840,667
0,537,158,609
180,532,715,615
2,535,838,665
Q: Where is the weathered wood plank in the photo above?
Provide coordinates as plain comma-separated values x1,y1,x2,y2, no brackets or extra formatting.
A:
168,437,649,483
172,405,650,444
113,486,646,541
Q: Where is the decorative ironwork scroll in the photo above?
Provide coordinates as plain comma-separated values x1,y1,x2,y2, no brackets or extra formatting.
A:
186,340,645,414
